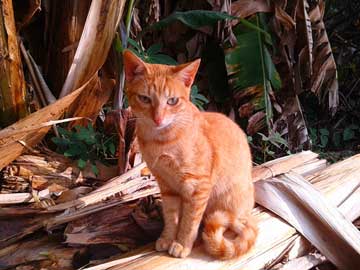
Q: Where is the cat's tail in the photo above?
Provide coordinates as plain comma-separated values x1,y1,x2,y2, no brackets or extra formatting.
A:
202,210,258,260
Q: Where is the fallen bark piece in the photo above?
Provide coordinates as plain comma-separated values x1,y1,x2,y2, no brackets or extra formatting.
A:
0,236,81,270
252,150,318,181
47,162,147,211
276,253,327,270
64,198,162,246
81,154,360,270
0,85,87,171
0,193,33,204
46,185,160,230
0,214,51,249
48,151,318,213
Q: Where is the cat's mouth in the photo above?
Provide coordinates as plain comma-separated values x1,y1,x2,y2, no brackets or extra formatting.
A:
154,120,173,130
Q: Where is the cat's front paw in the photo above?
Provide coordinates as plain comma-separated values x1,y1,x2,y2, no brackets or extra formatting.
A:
155,237,173,251
168,241,191,258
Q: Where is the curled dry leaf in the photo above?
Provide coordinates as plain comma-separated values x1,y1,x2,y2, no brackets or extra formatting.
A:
274,3,296,31
104,108,137,174
309,1,338,113
268,0,313,151
296,0,313,82
238,102,255,118
231,0,272,18
247,111,266,135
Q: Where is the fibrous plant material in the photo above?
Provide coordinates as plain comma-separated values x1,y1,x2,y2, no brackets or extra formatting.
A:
60,0,125,128
43,0,92,97
80,154,360,270
0,85,86,171
0,0,28,127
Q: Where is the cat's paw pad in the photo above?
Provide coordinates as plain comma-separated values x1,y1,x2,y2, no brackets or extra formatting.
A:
168,241,191,258
155,238,172,251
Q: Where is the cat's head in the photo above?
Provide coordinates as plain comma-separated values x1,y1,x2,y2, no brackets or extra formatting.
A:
123,50,200,130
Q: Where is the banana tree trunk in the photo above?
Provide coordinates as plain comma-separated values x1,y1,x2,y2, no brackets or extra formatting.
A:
43,0,91,98
0,0,28,128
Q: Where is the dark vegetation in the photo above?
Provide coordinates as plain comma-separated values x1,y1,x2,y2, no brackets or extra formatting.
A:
1,0,359,169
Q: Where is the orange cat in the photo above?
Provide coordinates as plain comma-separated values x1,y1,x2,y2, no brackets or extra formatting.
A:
123,50,257,259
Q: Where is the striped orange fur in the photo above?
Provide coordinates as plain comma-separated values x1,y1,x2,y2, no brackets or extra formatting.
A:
123,50,257,259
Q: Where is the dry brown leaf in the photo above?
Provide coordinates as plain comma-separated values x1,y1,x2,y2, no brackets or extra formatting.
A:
231,0,272,18
238,102,255,118
104,108,137,174
269,1,311,151
247,111,266,135
274,3,296,31
309,1,338,112
296,0,313,82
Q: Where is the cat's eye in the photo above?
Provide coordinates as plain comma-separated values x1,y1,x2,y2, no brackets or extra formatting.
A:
138,95,151,104
167,97,179,106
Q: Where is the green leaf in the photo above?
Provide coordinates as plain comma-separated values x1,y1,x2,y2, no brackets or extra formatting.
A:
57,127,72,137
332,131,341,147
114,33,123,53
146,54,178,65
320,135,329,148
77,159,87,169
348,124,359,130
258,132,269,142
144,10,236,32
128,38,141,52
190,85,209,110
108,143,116,155
147,43,162,56
91,164,99,176
319,128,329,136
343,127,355,141
51,137,69,147
271,132,289,147
309,127,318,143
203,41,231,103
225,14,281,130
225,31,281,91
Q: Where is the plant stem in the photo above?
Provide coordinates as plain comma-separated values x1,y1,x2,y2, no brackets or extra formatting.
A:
256,14,273,131
114,0,136,110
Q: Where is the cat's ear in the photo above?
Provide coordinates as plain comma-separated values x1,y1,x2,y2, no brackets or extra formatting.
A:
173,59,201,88
123,50,147,82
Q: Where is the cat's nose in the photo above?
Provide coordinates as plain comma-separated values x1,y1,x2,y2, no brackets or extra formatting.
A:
153,116,163,126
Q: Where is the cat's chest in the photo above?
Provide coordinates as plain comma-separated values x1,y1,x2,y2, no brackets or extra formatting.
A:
140,142,185,178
